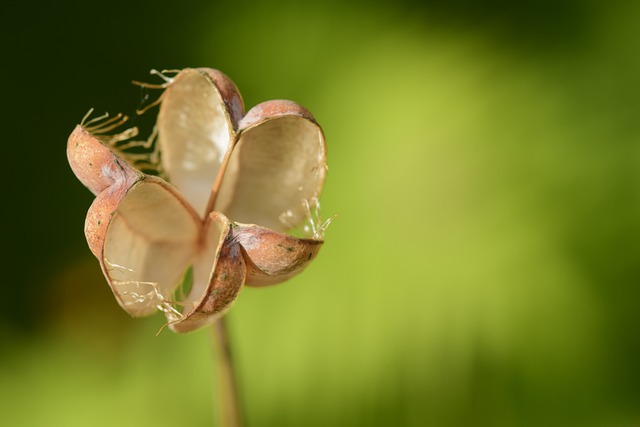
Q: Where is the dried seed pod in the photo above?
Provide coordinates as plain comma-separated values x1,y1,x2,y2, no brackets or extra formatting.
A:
157,68,244,218
167,213,246,333
68,68,329,332
215,100,327,232
233,223,323,286
68,125,202,317
67,125,141,196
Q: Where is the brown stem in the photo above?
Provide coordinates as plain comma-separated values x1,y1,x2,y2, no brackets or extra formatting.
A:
212,317,244,427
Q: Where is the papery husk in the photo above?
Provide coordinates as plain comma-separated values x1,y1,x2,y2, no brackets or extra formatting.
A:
233,223,323,286
157,68,244,218
215,100,327,232
68,125,202,317
168,212,246,333
67,125,142,198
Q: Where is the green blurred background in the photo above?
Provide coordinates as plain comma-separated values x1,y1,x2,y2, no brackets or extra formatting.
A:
3,0,640,425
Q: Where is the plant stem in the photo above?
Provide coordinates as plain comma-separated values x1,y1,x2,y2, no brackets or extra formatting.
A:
212,317,244,427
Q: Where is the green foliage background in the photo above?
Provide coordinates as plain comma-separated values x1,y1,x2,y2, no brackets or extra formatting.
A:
2,0,639,425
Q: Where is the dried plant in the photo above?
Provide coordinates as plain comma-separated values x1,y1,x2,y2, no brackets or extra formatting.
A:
67,68,330,425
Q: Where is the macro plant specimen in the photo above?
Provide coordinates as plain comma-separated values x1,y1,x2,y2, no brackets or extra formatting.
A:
67,68,331,426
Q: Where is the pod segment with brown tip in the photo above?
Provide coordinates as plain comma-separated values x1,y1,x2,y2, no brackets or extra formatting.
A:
233,223,323,286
